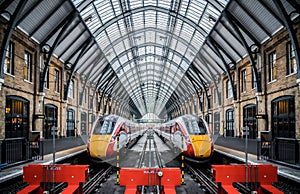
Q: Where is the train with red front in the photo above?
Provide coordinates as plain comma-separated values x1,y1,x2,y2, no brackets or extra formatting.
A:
155,114,214,163
87,114,146,162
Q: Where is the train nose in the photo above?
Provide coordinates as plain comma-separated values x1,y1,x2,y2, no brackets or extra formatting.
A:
191,137,212,158
90,140,109,158
89,137,110,158
196,141,211,157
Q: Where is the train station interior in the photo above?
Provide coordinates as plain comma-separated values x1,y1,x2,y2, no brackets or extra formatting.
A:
0,0,300,193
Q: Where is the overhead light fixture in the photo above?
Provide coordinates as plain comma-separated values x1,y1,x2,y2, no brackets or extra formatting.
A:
65,63,72,69
208,15,216,23
84,15,93,23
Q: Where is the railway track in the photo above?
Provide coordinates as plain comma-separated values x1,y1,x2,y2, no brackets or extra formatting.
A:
187,163,271,194
83,165,113,193
187,164,218,194
137,130,165,168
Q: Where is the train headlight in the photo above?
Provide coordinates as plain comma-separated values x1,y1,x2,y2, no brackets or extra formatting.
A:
157,171,163,177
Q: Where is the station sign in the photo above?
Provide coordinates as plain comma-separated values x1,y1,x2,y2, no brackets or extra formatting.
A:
34,114,45,119
255,114,267,119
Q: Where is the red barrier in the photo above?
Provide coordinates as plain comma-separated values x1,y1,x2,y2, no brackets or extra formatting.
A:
211,164,284,194
120,168,181,194
17,164,89,194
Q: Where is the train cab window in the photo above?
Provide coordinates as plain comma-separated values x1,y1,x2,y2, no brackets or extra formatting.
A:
100,120,112,134
197,121,207,134
93,120,116,135
186,121,194,134
108,122,116,134
93,120,104,134
185,120,207,135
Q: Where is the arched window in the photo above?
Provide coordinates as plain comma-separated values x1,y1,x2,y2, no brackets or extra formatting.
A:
5,96,29,139
271,96,295,139
81,112,87,135
67,109,75,137
226,109,234,137
205,113,211,125
213,112,220,136
44,104,58,139
243,104,257,139
89,113,95,129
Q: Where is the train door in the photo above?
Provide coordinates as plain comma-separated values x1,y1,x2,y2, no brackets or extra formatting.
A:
114,123,128,150
173,123,183,149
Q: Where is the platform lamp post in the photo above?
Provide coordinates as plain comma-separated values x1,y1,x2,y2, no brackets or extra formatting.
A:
244,125,249,189
116,133,120,185
181,133,185,185
51,109,56,190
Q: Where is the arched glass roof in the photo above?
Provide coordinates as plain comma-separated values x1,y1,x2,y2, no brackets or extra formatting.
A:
71,0,229,116
1,0,298,119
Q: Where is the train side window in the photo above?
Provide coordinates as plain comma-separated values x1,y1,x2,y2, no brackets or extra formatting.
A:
93,120,104,134
112,122,116,133
197,121,207,134
189,121,200,135
99,120,110,134
107,121,114,134
176,124,180,131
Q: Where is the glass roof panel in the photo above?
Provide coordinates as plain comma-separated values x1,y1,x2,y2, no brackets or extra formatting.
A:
71,0,229,116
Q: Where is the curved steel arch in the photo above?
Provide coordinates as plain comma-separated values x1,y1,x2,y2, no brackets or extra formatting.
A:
102,27,198,54
117,60,182,83
109,43,191,72
92,5,209,39
126,78,176,98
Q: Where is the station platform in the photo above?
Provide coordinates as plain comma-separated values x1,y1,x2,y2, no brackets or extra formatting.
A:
0,137,87,184
214,136,300,184
1,134,299,193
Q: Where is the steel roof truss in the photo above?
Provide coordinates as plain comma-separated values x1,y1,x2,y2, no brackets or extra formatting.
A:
272,0,300,79
208,37,237,100
39,11,75,92
29,2,64,37
16,0,44,26
235,0,272,38
197,56,222,105
0,0,27,79
223,11,260,47
58,21,86,59
64,37,93,100
79,55,103,105
40,11,77,47
224,10,262,93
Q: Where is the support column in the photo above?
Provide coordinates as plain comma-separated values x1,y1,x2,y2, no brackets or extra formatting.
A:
0,1,27,81
255,93,268,137
34,93,45,136
0,78,4,91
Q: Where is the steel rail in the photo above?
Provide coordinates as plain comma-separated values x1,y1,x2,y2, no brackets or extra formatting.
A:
137,132,149,168
83,166,113,194
187,164,218,194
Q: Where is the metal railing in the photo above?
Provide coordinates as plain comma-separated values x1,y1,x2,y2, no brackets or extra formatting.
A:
1,138,27,164
0,138,43,165
274,138,299,165
256,137,299,166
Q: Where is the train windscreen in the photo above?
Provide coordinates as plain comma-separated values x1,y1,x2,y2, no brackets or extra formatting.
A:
185,119,207,135
197,120,207,134
93,119,116,135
